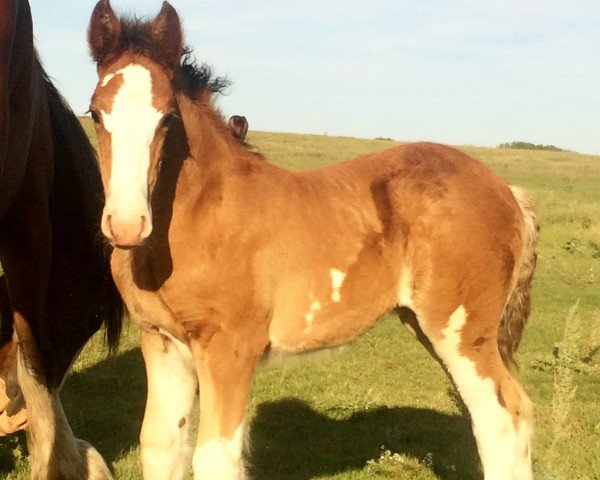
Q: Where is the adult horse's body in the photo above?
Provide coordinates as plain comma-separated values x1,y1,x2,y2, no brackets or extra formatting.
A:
0,0,122,478
88,2,538,479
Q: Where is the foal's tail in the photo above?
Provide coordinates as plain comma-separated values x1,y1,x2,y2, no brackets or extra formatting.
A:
498,186,540,368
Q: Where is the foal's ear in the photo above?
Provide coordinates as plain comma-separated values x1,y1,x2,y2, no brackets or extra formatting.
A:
150,2,183,69
88,0,122,65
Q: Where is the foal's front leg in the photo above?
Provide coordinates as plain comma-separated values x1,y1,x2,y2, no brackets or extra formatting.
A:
191,327,267,480
139,329,198,480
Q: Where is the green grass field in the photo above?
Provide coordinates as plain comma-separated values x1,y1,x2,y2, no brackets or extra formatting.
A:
1,123,599,479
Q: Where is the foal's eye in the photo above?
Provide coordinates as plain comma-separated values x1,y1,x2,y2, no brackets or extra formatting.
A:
162,113,176,128
89,110,101,124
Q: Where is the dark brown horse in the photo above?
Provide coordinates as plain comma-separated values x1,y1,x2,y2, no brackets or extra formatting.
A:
0,0,123,478
88,2,538,479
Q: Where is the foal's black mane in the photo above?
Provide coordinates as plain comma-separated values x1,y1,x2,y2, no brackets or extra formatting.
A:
117,17,229,96
112,16,262,153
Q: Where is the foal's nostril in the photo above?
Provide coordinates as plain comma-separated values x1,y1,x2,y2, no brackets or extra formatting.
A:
102,210,151,246
139,214,153,240
101,213,113,239
105,214,115,237
139,215,146,238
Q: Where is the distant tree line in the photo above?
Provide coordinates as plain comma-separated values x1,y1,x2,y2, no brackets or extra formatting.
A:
498,141,564,152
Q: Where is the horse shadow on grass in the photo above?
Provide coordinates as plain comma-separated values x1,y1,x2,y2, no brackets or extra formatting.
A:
60,347,147,463
1,348,480,480
248,398,481,480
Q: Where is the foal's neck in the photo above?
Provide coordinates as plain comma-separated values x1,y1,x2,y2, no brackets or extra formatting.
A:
175,90,240,174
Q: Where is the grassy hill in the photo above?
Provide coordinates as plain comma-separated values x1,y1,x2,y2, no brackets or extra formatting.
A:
1,121,599,479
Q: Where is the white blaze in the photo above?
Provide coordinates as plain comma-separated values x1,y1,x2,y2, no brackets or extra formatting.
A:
101,64,162,224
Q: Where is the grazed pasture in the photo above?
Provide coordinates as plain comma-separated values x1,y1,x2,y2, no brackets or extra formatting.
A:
1,122,599,479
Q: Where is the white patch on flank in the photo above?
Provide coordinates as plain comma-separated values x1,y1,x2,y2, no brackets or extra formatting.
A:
398,265,413,308
101,64,163,224
435,306,528,480
101,73,115,87
193,424,245,479
305,299,322,324
304,298,322,334
329,269,346,303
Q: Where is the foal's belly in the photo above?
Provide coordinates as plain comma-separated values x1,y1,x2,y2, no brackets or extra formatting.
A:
268,308,386,353
111,247,400,354
268,268,397,352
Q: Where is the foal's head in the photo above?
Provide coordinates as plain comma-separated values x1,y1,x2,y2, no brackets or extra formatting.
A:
88,0,183,248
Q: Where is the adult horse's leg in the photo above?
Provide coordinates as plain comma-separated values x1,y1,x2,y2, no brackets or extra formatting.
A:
0,275,26,435
139,328,198,480
0,338,27,435
14,312,113,480
190,324,268,480
0,172,52,407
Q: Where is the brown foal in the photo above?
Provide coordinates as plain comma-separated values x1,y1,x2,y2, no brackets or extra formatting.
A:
88,2,538,479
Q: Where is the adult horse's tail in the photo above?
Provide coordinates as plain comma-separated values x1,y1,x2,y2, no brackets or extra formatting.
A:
41,59,124,368
498,186,540,367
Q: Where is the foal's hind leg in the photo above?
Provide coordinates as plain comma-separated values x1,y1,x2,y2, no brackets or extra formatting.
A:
139,329,198,480
404,305,532,480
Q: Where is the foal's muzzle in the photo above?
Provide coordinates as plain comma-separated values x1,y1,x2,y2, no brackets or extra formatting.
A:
101,212,152,248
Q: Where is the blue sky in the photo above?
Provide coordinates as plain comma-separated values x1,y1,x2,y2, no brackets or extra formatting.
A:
30,0,600,154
